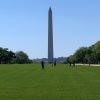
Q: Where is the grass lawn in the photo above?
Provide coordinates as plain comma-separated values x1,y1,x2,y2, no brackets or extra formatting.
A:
0,64,100,100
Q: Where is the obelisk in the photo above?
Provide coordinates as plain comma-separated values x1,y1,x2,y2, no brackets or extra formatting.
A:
48,7,54,63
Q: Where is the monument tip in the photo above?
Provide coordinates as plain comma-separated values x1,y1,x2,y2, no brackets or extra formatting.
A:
49,7,52,11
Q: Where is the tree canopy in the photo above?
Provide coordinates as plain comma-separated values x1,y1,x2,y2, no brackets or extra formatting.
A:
66,41,100,64
15,51,30,64
0,48,32,64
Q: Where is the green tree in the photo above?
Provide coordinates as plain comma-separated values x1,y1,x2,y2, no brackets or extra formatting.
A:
92,41,100,63
66,41,100,64
15,51,29,64
0,48,15,64
75,47,88,63
68,55,76,63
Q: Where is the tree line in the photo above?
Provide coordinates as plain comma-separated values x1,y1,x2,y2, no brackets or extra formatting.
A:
0,47,32,64
66,41,100,64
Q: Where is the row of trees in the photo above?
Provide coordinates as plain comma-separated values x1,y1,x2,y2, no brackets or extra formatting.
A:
66,41,100,64
0,48,32,64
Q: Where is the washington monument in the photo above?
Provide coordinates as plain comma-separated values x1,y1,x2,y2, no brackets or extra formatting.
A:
48,7,54,63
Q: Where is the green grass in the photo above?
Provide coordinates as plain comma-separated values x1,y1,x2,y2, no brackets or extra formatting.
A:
0,64,100,100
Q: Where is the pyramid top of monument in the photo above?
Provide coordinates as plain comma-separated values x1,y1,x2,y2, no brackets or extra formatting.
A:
49,7,52,11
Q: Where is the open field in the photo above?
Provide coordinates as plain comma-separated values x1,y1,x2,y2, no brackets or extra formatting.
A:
0,64,100,100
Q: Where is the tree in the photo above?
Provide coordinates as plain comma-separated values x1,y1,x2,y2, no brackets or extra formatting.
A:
7,51,15,63
0,48,15,64
93,41,100,63
15,51,29,64
68,55,76,63
75,47,88,63
66,41,100,64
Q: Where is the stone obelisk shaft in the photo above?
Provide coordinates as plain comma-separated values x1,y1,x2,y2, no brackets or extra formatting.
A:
48,7,53,63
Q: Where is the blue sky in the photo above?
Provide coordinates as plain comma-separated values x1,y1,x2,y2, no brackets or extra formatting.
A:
0,0,100,59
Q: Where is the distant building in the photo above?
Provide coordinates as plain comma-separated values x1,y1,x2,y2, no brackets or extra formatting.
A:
33,57,66,63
